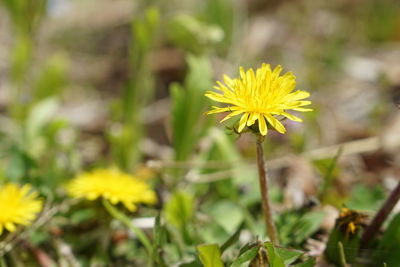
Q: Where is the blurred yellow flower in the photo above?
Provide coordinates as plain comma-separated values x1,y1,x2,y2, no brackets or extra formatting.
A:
205,64,312,136
0,183,43,235
67,169,157,211
338,208,366,236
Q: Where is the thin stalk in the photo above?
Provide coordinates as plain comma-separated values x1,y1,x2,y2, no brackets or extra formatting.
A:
360,180,400,248
102,199,153,258
256,135,279,245
338,242,348,267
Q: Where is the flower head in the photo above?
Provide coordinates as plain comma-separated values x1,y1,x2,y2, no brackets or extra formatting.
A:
67,169,157,211
205,63,312,135
0,183,43,235
337,208,366,237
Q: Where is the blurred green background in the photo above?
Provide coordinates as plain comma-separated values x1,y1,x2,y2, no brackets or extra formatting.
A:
0,0,400,266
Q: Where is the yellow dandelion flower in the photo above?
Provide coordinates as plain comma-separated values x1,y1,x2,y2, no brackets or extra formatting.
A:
205,63,312,136
336,208,366,237
67,169,157,212
0,183,43,235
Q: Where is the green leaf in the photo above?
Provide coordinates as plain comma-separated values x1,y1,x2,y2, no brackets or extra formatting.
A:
293,211,325,244
170,83,186,160
325,224,360,265
165,191,194,229
265,242,285,267
113,6,159,170
179,260,203,267
10,35,32,82
275,246,303,265
230,246,258,267
6,146,36,182
209,128,251,184
347,184,385,211
34,53,69,100
292,258,316,267
153,214,168,266
314,148,342,205
373,213,400,266
220,222,244,253
171,55,212,161
209,200,243,233
197,244,224,267
70,208,96,224
27,229,50,246
205,0,234,51
167,15,224,54
154,214,166,247
25,97,59,150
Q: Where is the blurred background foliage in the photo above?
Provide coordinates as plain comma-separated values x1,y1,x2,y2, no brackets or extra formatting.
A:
0,0,400,266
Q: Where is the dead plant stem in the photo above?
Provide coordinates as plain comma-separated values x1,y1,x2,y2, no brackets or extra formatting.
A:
360,180,400,248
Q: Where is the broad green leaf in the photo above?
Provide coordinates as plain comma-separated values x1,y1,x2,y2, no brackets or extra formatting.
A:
265,242,285,267
293,258,316,267
6,146,36,182
347,184,385,211
373,213,400,266
197,244,224,267
209,200,243,233
230,246,258,267
165,191,194,229
199,221,230,245
27,229,50,246
25,97,59,149
209,128,253,184
325,224,360,265
185,55,212,95
275,246,303,265
70,208,96,224
293,211,325,244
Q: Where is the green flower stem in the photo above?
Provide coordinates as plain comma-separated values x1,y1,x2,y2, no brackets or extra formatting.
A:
256,135,279,245
102,199,153,258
